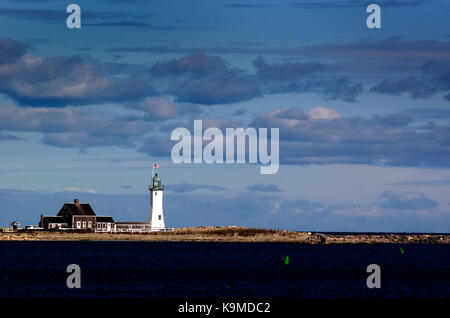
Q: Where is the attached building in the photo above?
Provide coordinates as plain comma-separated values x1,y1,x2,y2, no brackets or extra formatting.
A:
96,216,116,232
41,216,68,229
40,198,115,232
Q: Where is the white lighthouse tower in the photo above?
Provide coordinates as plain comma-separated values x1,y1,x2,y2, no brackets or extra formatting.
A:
149,171,165,230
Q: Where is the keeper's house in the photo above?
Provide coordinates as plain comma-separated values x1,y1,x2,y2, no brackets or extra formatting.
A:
39,198,115,232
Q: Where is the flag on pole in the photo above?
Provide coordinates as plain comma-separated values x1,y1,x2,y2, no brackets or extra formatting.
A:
154,164,160,168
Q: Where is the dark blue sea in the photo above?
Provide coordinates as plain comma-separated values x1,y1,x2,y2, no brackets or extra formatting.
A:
0,242,449,298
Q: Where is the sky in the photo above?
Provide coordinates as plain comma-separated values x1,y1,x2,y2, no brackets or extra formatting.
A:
0,0,450,232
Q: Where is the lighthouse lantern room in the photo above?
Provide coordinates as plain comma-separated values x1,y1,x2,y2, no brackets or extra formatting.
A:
149,171,165,230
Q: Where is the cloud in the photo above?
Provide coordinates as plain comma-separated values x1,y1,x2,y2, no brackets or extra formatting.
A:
279,199,325,213
254,57,363,102
405,108,450,119
391,177,450,186
300,38,450,66
253,56,322,80
135,97,179,119
175,74,260,104
308,106,342,120
151,51,228,78
260,75,363,103
167,182,226,193
137,115,243,157
0,131,23,141
0,37,154,107
0,104,151,148
42,132,133,149
370,76,437,98
59,187,97,194
0,104,147,133
0,37,28,64
136,105,450,168
275,108,308,120
370,61,450,101
150,52,261,105
106,38,450,75
375,191,437,210
232,109,246,116
374,113,412,127
106,39,450,103
319,79,363,103
107,37,450,64
130,97,198,120
137,134,172,157
247,183,281,192
251,107,450,167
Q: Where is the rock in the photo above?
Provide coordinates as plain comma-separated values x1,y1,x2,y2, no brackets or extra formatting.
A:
305,233,326,244
422,236,440,244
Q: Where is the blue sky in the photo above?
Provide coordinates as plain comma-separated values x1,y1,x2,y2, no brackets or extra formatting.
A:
0,0,450,232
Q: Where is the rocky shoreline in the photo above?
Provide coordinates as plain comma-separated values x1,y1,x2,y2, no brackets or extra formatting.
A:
1,226,449,244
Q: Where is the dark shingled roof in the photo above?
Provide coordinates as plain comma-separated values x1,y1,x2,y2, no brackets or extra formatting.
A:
59,203,96,216
43,216,67,223
96,216,115,223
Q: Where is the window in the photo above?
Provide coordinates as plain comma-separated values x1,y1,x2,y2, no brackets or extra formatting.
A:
82,221,86,228
102,223,106,229
76,221,81,228
88,221,92,228
155,192,157,196
158,215,161,220
97,224,101,229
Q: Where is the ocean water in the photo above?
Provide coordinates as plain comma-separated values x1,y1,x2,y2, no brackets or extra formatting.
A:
0,242,449,298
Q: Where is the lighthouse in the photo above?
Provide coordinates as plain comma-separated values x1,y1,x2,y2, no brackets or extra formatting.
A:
149,172,165,230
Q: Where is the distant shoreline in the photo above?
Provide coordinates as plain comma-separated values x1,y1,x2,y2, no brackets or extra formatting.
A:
1,227,449,244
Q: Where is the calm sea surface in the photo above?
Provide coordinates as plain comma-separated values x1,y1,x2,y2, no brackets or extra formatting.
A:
0,242,449,298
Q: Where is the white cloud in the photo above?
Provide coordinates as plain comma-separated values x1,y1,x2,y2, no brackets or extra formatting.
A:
136,97,179,119
308,106,342,120
60,186,97,194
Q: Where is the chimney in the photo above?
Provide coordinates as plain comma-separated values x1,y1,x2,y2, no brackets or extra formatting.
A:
74,198,80,204
40,214,44,228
